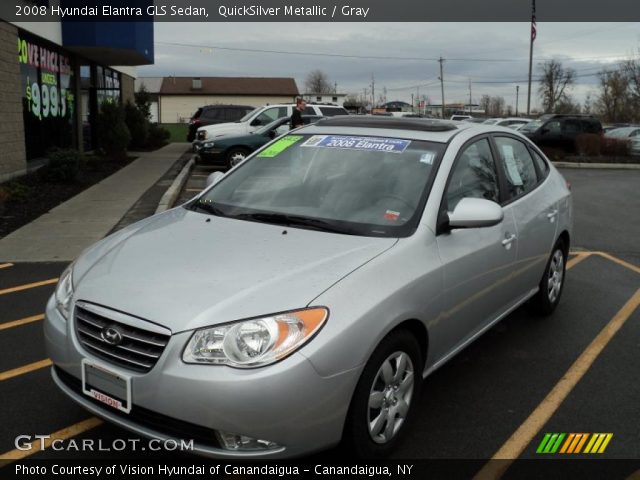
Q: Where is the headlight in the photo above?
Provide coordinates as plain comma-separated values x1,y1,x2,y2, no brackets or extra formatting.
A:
203,141,215,149
54,264,74,320
182,307,328,368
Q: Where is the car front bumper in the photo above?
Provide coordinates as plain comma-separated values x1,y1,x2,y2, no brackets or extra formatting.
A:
44,295,360,459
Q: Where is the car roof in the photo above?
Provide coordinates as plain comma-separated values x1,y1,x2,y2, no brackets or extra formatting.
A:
298,115,520,143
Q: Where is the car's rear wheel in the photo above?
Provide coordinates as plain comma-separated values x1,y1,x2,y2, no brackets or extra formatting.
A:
343,329,422,458
226,148,250,169
531,239,567,315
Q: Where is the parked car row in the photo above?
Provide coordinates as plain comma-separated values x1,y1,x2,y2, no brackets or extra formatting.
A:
189,103,348,149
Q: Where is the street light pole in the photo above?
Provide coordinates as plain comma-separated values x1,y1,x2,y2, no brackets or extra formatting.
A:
516,85,520,116
439,57,445,119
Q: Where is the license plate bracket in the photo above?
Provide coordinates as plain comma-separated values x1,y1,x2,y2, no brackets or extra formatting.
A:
81,359,131,414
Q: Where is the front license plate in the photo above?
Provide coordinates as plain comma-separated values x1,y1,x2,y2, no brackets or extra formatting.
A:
81,360,131,414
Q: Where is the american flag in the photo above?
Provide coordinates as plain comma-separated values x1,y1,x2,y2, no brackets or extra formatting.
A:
531,0,537,42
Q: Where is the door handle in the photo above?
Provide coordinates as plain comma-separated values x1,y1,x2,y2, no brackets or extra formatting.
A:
547,209,558,220
502,233,517,247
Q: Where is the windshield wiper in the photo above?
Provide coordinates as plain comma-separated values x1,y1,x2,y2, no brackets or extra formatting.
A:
235,212,353,234
191,200,227,217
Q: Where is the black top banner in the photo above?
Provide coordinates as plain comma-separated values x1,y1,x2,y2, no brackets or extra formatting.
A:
2,0,640,22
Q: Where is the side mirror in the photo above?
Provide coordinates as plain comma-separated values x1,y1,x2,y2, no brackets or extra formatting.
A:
540,127,550,135
250,118,262,127
268,130,276,139
206,171,225,188
448,198,503,229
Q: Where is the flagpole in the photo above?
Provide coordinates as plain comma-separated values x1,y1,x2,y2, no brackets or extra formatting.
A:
526,0,536,116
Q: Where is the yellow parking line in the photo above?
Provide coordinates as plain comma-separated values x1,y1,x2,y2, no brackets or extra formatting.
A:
0,359,52,382
474,287,640,479
0,314,44,331
0,263,13,270
566,252,592,270
0,278,58,296
593,252,640,276
0,417,103,461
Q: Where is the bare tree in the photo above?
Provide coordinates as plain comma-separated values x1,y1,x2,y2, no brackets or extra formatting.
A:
304,69,333,94
594,69,632,123
538,60,575,113
489,96,505,116
479,95,491,116
621,52,640,120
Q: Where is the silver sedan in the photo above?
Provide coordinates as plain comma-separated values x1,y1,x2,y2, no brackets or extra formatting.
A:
45,117,572,458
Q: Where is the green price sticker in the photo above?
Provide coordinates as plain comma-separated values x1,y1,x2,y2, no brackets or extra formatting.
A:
258,135,303,158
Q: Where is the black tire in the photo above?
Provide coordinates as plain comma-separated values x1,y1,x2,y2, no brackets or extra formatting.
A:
531,239,567,316
225,148,250,169
343,329,423,458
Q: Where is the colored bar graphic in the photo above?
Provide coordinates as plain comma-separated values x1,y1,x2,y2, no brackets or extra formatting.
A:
536,433,552,454
538,433,613,454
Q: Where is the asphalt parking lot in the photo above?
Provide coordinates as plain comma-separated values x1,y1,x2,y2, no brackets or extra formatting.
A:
0,167,639,475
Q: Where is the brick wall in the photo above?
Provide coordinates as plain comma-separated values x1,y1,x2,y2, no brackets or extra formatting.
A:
0,22,27,181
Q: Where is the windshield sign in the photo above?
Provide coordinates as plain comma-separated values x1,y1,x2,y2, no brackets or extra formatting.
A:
301,135,411,153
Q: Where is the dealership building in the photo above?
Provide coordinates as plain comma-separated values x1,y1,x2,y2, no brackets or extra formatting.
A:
0,18,154,181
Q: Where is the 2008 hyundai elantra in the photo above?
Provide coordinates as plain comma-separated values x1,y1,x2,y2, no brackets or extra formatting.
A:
45,116,571,458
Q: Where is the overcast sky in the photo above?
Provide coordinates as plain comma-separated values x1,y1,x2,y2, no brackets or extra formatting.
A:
139,22,640,110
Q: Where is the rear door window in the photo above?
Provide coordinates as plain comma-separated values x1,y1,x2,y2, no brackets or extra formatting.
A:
201,109,222,121
562,119,581,135
493,137,539,199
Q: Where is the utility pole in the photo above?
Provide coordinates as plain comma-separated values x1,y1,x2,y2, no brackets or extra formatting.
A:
411,93,414,112
363,87,369,112
438,57,446,119
371,74,375,111
527,0,536,115
468,79,472,116
516,85,520,116
334,81,337,94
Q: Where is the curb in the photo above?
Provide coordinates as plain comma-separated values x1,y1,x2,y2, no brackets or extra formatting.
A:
553,161,640,170
155,156,195,214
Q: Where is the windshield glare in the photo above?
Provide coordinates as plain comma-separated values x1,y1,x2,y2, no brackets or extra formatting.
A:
192,134,444,237
238,107,261,122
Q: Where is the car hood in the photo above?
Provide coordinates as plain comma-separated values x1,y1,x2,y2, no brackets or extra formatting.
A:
199,122,248,138
73,208,397,333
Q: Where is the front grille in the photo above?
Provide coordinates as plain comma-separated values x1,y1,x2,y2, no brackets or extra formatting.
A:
54,367,221,448
74,305,170,373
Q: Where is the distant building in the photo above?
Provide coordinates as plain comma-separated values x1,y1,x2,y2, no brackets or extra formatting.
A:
302,92,346,105
139,77,300,124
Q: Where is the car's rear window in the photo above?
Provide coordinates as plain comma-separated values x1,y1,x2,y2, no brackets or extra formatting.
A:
319,107,348,116
192,134,445,237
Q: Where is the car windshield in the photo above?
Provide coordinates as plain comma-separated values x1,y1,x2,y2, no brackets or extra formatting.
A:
606,128,632,137
190,134,445,237
238,107,262,123
520,119,544,132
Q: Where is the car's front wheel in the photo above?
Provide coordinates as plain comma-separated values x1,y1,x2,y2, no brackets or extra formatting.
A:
343,329,423,458
226,148,250,169
531,239,567,315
